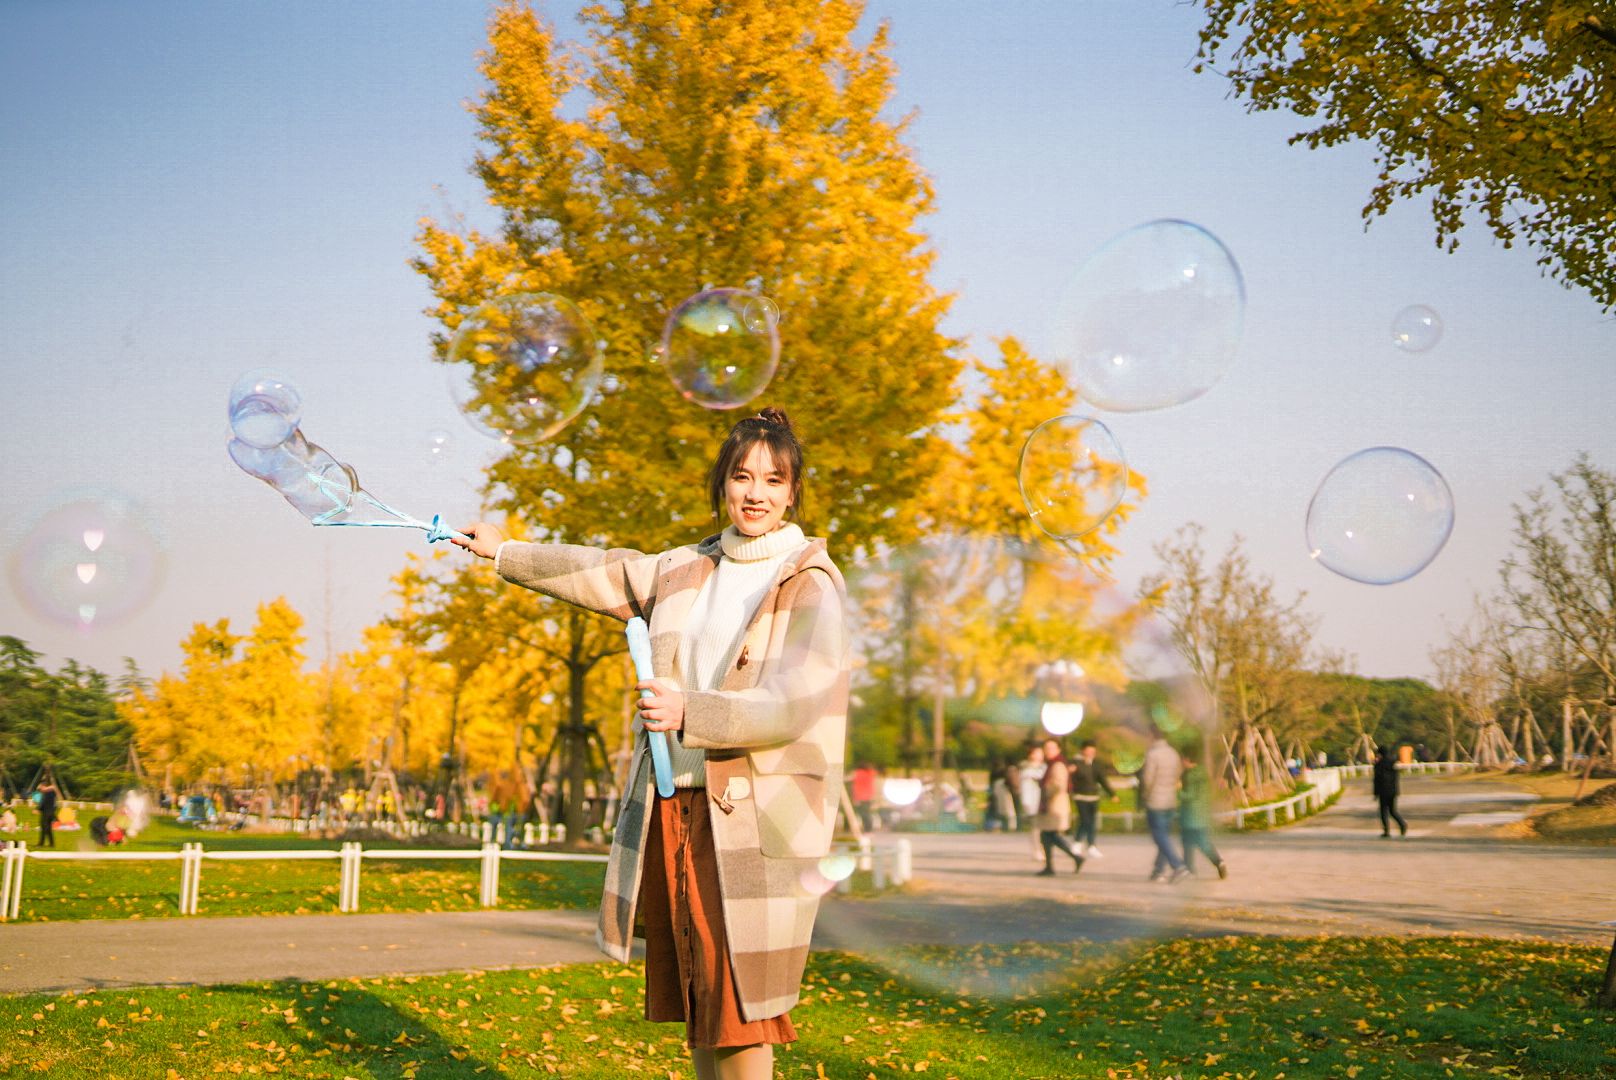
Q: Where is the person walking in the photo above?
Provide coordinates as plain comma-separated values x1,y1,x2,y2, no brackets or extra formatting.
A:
1373,745,1408,837
456,407,847,1080
1069,740,1114,858
1017,743,1046,861
987,758,1018,833
1034,740,1084,877
1140,726,1188,883
850,762,879,834
1178,749,1227,879
35,781,58,849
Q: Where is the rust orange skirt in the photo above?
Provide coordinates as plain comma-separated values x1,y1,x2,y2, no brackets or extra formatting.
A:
640,788,797,1049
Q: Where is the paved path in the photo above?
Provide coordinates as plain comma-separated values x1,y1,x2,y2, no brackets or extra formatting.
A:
2,773,1609,996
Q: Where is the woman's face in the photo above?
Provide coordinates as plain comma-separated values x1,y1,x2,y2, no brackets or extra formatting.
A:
725,441,793,536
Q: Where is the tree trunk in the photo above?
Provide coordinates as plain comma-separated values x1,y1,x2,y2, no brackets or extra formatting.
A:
1564,699,1575,773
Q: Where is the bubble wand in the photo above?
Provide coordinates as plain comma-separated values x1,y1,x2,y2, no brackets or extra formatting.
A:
625,616,676,798
226,372,469,545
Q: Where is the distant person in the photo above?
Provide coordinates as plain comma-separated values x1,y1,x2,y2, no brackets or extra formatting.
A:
1034,740,1085,877
1373,745,1407,837
986,758,1018,833
1178,750,1227,879
1018,744,1047,861
850,762,879,833
0,806,16,833
35,781,58,848
1140,727,1187,883
1069,741,1114,858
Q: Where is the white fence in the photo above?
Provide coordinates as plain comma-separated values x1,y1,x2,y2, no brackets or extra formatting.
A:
0,835,913,922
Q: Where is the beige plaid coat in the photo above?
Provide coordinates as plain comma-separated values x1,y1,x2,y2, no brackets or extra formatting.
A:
496,532,850,1020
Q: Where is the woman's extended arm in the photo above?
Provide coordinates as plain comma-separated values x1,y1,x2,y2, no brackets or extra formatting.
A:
455,521,660,622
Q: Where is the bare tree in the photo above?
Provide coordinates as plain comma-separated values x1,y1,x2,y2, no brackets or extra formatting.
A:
1140,525,1325,802
1501,455,1616,779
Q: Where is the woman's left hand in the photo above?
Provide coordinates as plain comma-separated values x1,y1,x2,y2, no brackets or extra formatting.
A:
637,679,685,733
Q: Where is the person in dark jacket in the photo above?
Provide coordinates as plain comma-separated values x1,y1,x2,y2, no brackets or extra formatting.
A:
35,781,58,848
1373,745,1407,837
1069,741,1115,857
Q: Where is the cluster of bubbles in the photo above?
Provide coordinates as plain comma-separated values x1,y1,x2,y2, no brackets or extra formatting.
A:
447,287,782,446
1295,300,1450,584
226,371,361,524
8,494,165,630
1023,218,1456,583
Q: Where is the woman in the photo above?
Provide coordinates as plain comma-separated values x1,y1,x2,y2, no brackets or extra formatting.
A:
455,408,848,1080
1034,739,1084,876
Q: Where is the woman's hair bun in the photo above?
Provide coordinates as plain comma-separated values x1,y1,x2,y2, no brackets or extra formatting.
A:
756,406,791,430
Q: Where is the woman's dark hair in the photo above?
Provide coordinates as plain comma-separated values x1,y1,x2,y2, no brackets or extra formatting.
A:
706,406,805,521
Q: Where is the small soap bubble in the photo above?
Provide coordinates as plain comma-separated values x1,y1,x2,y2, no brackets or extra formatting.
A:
227,370,302,449
1051,219,1244,411
1391,304,1443,352
446,293,603,444
1305,447,1454,584
1018,415,1129,539
424,429,453,465
661,288,780,409
742,295,780,334
8,495,165,630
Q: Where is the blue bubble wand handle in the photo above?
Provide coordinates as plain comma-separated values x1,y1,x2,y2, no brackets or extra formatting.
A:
625,617,676,799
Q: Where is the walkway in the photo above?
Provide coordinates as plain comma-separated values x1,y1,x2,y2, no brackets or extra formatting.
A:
2,773,1609,996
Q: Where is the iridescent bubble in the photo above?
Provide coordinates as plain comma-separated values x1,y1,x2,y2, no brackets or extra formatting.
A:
742,295,780,334
814,609,1216,1000
424,429,453,465
446,293,603,443
1306,447,1454,585
227,370,301,449
8,495,166,629
1051,219,1244,411
1391,304,1443,352
1018,415,1129,539
661,288,780,409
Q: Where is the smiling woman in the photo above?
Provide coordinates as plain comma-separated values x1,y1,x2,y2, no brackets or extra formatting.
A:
453,406,849,1080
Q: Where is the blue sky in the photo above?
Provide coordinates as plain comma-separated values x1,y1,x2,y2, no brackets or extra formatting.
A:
2,1,1611,684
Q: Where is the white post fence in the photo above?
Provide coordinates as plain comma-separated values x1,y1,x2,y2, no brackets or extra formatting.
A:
2,841,27,921
0,840,612,922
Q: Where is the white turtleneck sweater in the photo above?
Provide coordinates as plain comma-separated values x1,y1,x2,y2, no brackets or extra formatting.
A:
665,522,807,788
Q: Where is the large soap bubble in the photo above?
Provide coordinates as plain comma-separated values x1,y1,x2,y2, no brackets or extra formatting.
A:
661,288,780,409
1391,304,1443,352
1018,415,1129,539
814,603,1216,1000
446,292,603,444
8,494,166,629
1051,219,1244,411
228,370,302,449
1306,447,1454,585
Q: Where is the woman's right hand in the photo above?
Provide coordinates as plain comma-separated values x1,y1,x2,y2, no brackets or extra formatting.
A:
453,521,506,560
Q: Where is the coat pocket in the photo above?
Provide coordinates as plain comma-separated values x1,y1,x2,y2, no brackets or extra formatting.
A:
747,743,833,859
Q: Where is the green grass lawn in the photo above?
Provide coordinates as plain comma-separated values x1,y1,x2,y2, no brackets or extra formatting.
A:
4,804,605,922
1,936,1610,1078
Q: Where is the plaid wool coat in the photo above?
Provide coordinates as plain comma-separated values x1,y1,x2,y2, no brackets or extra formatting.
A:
495,532,850,1020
